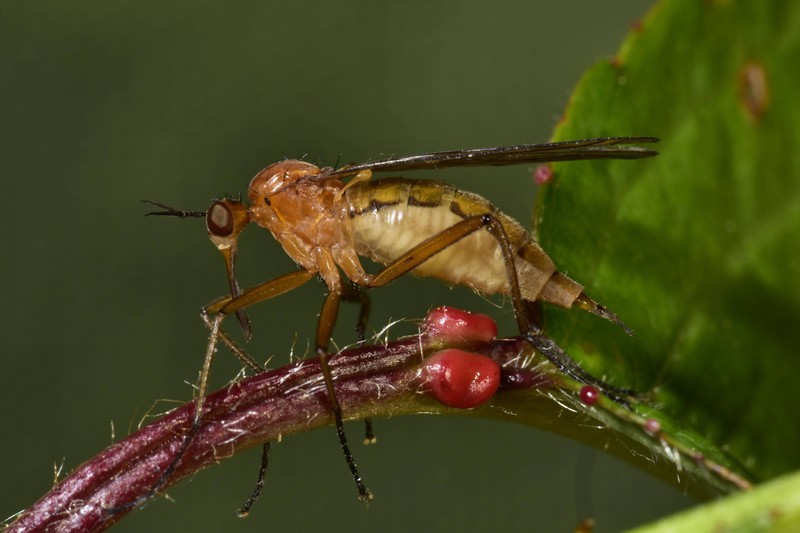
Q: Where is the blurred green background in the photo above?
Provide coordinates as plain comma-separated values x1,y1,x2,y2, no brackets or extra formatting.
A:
0,2,694,531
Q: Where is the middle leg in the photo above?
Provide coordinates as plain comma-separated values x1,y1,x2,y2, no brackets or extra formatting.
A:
316,288,373,502
340,280,376,444
206,270,372,502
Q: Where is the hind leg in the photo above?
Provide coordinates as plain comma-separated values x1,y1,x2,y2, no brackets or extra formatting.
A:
358,213,635,406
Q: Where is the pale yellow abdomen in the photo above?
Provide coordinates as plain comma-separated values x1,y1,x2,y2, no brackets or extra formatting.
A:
344,178,563,303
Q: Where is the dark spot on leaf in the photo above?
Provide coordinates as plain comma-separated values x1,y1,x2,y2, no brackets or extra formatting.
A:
738,61,770,122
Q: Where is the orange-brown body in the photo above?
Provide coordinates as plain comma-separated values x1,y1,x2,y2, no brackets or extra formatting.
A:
247,160,583,308
139,137,653,508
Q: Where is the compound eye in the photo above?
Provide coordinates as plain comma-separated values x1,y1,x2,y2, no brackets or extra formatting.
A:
207,201,234,237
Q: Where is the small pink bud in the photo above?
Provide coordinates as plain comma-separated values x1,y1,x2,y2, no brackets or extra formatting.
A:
533,164,553,185
644,418,661,435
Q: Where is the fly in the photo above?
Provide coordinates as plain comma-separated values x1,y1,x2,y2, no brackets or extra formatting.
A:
141,136,658,510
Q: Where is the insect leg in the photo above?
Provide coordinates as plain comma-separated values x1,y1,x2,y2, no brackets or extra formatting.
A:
202,269,317,436
366,216,491,287
209,269,316,315
108,313,227,514
110,270,315,514
213,270,372,502
340,280,377,444
480,216,636,406
236,441,271,518
317,288,373,502
200,309,262,370
361,214,634,406
209,270,319,512
340,279,371,345
196,315,273,517
362,418,376,446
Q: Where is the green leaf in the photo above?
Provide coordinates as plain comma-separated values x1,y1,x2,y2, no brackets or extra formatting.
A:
537,0,800,485
626,469,800,533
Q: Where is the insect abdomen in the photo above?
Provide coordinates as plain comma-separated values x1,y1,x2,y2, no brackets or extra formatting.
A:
344,178,579,306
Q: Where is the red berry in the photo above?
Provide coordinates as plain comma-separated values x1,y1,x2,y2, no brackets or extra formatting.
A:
579,385,599,406
422,306,497,345
422,349,501,409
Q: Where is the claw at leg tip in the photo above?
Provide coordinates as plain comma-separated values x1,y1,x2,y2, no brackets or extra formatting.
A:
575,292,634,336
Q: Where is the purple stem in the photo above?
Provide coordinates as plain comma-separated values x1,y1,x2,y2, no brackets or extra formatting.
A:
7,334,549,533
